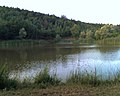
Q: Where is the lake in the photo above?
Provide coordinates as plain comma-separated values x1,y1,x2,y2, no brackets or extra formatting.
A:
1,44,120,81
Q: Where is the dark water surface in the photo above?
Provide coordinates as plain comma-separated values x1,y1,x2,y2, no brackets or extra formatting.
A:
1,44,120,80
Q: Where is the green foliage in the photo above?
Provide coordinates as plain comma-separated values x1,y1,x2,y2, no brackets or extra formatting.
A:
66,70,101,86
70,24,80,38
0,65,19,89
18,78,33,88
96,36,120,44
95,24,117,40
0,6,103,40
54,34,61,42
80,31,86,39
19,28,27,39
34,67,60,88
1,65,120,90
86,30,93,39
66,69,120,86
1,6,120,41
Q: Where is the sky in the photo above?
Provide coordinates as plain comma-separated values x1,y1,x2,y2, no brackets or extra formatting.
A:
0,0,120,25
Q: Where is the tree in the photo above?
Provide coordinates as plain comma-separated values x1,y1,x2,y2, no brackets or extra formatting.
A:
0,6,118,40
80,31,86,39
61,15,67,19
19,28,27,39
70,24,80,39
95,24,114,40
54,34,61,42
95,30,101,40
86,30,93,40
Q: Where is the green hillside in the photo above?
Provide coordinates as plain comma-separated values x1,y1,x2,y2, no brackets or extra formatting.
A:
0,6,120,40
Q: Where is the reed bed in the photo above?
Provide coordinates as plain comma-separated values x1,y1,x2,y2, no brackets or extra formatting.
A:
1,65,120,90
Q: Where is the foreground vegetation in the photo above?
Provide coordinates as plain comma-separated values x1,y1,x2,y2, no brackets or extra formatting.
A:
1,65,120,89
1,65,120,96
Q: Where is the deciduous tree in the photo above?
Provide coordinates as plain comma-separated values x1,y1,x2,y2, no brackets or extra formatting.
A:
70,24,80,39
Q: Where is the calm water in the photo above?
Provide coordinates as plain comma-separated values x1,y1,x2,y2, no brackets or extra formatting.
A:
1,44,120,81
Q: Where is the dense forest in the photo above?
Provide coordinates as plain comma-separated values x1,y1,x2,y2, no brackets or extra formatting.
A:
0,6,120,41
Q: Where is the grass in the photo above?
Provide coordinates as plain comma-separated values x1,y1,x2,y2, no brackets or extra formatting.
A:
0,40,49,48
0,65,120,95
66,70,100,86
1,65,120,96
34,66,61,88
0,65,19,90
1,65,120,89
66,68,120,86
57,38,95,44
97,36,120,45
0,65,61,90
66,69,102,86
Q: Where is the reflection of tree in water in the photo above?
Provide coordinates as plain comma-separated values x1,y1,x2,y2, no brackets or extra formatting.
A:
0,45,81,70
0,49,21,70
19,50,27,61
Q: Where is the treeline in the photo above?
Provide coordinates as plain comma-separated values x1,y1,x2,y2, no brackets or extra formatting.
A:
0,6,120,40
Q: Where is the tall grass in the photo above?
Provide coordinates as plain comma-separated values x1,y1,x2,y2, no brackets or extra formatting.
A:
0,65,19,89
66,68,120,86
34,67,61,88
66,69,101,86
1,65,120,90
97,37,120,45
0,40,49,48
0,65,61,90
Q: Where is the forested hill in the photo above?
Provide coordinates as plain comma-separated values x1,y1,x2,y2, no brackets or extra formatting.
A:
0,6,120,40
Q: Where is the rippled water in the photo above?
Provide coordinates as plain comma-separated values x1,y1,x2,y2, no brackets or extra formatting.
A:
0,44,120,80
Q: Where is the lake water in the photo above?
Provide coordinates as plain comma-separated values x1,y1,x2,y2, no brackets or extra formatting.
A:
1,44,120,81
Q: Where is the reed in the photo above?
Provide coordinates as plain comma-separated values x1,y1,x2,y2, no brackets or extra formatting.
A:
66,68,120,86
34,66,61,88
0,40,49,48
0,65,19,89
97,37,120,45
1,65,120,90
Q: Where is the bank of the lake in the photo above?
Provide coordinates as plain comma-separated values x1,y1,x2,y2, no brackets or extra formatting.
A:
0,84,120,96
0,40,51,48
0,38,117,47
0,39,90,45
1,66,120,95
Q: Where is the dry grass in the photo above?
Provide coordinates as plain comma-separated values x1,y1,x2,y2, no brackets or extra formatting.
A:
0,84,120,96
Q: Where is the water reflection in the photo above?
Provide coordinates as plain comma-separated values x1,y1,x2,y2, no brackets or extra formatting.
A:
0,44,120,80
